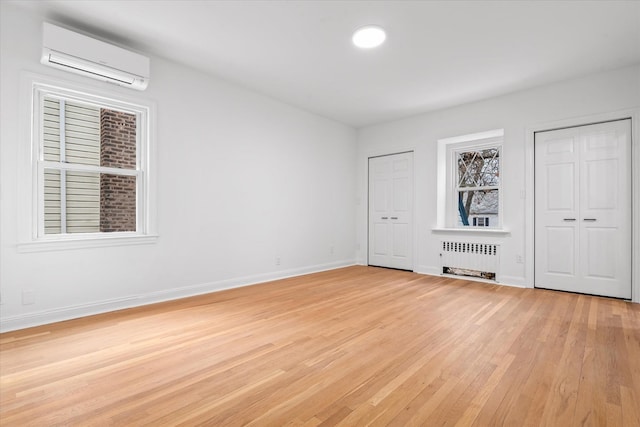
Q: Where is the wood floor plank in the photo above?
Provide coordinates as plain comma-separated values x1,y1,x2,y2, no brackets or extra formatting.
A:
1,266,638,426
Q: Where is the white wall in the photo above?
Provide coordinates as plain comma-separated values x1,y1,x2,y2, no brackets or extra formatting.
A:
0,3,357,331
356,64,640,292
3,4,638,332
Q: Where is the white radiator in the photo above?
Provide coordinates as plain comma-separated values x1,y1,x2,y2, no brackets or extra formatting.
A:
440,241,499,280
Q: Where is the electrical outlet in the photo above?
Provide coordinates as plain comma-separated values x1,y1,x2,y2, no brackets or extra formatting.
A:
275,257,281,266
22,290,36,305
330,245,334,255
516,254,524,264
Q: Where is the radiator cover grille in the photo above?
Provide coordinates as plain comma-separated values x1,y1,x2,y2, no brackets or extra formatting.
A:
440,241,499,280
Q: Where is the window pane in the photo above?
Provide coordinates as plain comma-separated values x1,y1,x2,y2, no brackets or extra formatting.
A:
43,97,61,162
44,169,61,234
457,189,499,227
100,173,137,232
42,97,136,169
65,102,101,166
457,148,500,188
44,169,136,234
100,109,137,170
67,171,101,233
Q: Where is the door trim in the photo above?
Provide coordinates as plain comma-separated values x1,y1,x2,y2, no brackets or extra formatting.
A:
525,108,640,302
367,150,415,271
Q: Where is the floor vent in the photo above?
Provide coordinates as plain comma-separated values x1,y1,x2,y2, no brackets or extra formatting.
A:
440,241,499,281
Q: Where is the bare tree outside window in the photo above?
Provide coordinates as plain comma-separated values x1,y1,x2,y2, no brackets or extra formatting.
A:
456,147,500,227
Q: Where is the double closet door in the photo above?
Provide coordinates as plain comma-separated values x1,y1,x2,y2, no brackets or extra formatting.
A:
368,152,413,271
534,120,631,299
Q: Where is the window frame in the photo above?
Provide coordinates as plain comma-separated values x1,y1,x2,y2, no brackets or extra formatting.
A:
18,76,157,252
435,129,506,232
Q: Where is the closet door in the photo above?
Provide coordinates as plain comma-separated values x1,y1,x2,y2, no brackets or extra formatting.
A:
368,152,413,270
535,120,631,298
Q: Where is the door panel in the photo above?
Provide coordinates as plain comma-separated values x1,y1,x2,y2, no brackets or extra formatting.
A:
373,223,388,255
584,228,616,279
535,128,580,291
535,120,631,298
546,163,575,210
373,178,388,212
368,152,413,270
393,177,409,211
585,159,617,209
392,223,409,258
546,227,575,275
545,136,574,154
578,121,631,297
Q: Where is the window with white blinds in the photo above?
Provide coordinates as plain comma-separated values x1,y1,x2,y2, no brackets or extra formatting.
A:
31,83,152,241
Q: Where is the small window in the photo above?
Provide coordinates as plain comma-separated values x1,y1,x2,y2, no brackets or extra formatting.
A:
436,129,503,230
30,82,154,243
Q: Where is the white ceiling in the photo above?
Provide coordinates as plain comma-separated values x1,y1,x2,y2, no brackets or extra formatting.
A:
12,0,640,128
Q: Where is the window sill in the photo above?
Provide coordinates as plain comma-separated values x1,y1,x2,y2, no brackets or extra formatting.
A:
431,228,510,236
17,234,159,253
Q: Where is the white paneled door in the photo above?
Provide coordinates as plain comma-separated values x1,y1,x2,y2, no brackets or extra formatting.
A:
368,152,413,270
535,120,631,298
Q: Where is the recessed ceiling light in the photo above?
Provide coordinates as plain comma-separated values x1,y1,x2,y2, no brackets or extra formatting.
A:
352,26,386,49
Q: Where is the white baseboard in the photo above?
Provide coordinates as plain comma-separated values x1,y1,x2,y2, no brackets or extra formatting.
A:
0,259,356,333
498,275,528,288
415,265,440,276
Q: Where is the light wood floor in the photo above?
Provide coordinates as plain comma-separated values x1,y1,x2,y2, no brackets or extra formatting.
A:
1,266,639,426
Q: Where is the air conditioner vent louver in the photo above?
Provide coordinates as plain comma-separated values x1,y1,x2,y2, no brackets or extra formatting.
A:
47,54,136,85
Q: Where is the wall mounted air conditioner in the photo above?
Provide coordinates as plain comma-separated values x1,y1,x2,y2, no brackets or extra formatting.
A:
41,23,150,91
